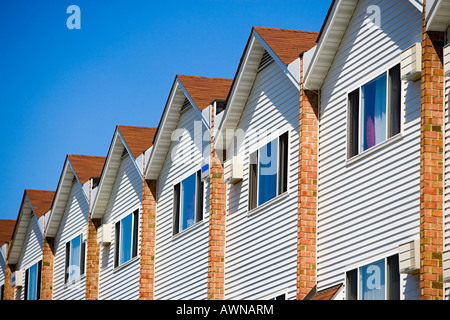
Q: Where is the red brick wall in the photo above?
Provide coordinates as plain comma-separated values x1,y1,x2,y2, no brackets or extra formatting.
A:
207,102,227,300
139,176,157,300
3,245,14,300
420,2,445,300
85,178,100,300
297,55,319,300
85,217,100,300
40,237,54,300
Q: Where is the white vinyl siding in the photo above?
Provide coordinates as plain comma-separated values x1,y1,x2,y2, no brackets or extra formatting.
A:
316,0,422,299
53,182,88,300
15,215,43,300
99,154,142,300
224,59,299,300
0,246,6,293
154,106,210,300
444,49,450,299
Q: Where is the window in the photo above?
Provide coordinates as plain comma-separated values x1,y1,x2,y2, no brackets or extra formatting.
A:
114,210,139,267
346,255,400,300
348,64,401,158
65,234,86,283
173,170,204,235
248,132,288,210
24,261,41,300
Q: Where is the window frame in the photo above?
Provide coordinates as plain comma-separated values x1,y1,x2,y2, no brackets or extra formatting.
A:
248,131,289,211
114,209,139,268
345,254,400,300
65,233,86,284
24,260,42,301
173,170,205,236
346,63,403,160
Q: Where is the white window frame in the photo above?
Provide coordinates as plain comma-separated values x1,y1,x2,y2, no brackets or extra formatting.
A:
248,130,290,212
345,254,400,300
346,63,404,161
65,233,86,284
114,208,139,268
173,169,205,236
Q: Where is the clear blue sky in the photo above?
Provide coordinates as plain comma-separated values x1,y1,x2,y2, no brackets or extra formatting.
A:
0,0,331,221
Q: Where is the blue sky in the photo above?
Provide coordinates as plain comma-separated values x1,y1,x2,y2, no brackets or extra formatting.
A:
0,0,331,221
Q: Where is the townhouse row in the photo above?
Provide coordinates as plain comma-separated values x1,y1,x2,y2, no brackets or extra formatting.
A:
1,0,450,300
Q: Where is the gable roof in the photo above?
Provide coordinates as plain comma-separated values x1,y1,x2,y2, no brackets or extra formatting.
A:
117,125,157,159
145,75,233,180
177,75,233,112
253,27,318,65
8,189,55,264
45,155,106,238
214,26,318,150
91,125,156,219
67,154,106,184
0,219,16,246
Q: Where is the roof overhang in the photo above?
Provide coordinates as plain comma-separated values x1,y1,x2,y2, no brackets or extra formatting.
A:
304,0,423,91
213,28,301,151
7,193,39,265
144,77,203,180
45,157,84,238
426,0,450,31
91,127,149,220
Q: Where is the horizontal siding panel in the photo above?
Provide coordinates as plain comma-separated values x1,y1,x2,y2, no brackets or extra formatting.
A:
53,182,89,300
316,0,422,297
99,154,142,300
224,60,299,300
154,106,210,300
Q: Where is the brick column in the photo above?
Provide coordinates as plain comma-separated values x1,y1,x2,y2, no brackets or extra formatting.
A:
207,102,227,300
85,217,101,300
86,179,100,300
420,1,445,300
4,245,14,300
40,237,54,300
139,176,157,300
297,54,319,300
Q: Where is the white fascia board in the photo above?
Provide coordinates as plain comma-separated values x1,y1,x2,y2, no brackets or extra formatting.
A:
426,0,450,31
253,32,300,90
8,199,32,264
45,160,72,237
145,82,181,180
304,0,358,91
91,132,121,219
214,34,259,151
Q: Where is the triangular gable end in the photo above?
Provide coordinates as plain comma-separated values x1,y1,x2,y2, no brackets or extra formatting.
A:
215,26,318,151
45,155,105,238
8,190,55,264
145,75,232,180
91,126,156,220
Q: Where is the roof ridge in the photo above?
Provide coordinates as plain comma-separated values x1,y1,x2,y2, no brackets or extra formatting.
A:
253,26,319,34
177,74,233,81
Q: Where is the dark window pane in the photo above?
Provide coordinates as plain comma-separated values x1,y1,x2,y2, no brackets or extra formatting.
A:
258,138,278,206
389,64,401,137
348,89,360,158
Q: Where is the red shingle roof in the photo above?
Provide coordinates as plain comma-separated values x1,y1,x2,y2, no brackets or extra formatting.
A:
25,189,56,219
177,75,233,111
68,155,106,185
0,219,16,246
117,126,157,159
253,27,319,65
311,284,342,300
